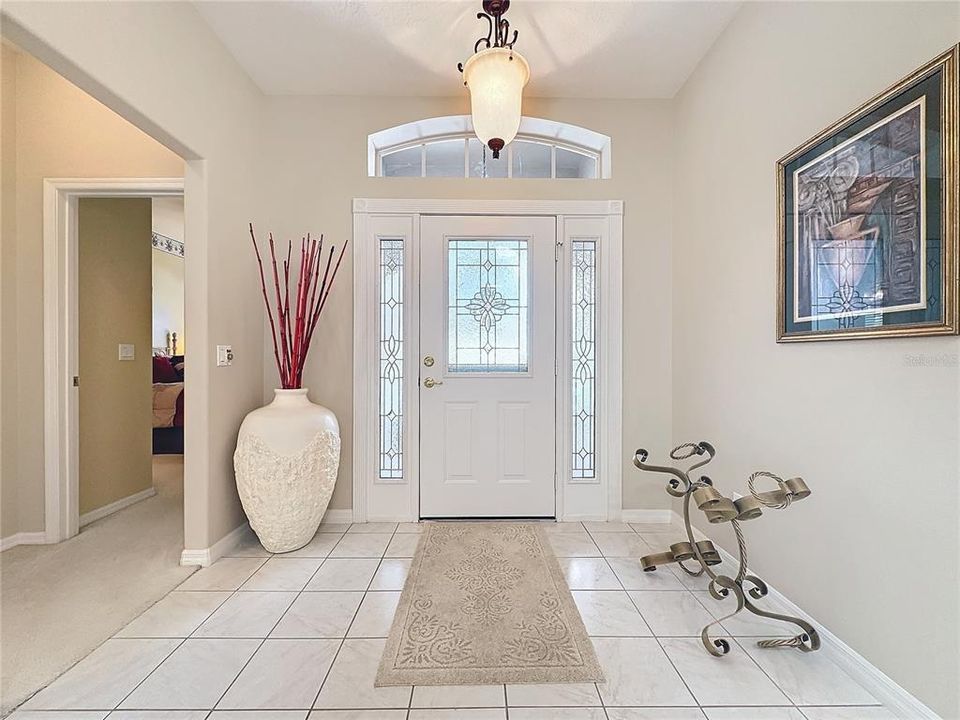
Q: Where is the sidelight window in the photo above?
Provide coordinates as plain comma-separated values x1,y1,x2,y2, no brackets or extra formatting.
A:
571,239,597,479
379,239,404,479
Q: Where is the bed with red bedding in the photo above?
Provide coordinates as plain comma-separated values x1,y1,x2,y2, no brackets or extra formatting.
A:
152,354,184,454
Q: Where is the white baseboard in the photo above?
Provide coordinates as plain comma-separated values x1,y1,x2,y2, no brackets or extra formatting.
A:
621,509,674,524
0,531,49,552
672,511,938,719
559,514,609,522
79,487,157,528
180,510,354,567
180,521,249,568
322,509,354,524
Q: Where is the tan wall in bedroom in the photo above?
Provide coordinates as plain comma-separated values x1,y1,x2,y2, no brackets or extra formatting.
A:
261,94,676,513
1,44,19,538
672,2,959,716
0,45,182,536
78,198,153,516
151,196,185,354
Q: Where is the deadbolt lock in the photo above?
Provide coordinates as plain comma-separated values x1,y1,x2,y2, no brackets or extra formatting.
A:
423,355,435,367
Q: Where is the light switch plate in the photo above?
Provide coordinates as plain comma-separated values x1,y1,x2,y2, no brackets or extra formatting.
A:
216,345,234,367
118,343,135,361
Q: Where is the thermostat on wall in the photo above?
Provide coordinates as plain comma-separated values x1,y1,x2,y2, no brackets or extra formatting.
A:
118,344,135,361
217,345,234,367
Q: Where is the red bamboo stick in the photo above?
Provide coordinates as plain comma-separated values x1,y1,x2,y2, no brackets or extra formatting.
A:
303,241,348,366
249,224,286,388
268,233,293,387
292,236,312,372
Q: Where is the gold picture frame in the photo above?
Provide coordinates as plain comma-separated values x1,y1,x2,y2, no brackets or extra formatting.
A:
777,44,958,342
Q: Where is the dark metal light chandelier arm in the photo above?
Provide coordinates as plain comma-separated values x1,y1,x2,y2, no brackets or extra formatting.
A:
474,12,493,53
461,0,521,70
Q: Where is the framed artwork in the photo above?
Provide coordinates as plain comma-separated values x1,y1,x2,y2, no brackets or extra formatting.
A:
777,45,958,341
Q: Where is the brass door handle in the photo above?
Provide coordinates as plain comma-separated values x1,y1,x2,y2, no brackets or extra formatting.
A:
423,377,444,389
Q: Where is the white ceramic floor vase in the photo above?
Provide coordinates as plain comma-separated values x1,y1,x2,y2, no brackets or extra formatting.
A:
234,388,340,553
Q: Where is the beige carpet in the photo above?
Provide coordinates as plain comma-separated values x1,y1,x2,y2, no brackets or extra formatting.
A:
0,455,194,715
377,522,603,686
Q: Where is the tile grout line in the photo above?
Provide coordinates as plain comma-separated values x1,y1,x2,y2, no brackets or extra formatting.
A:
730,635,805,711
615,538,804,714
120,525,344,712
106,559,273,712
163,549,308,712
625,584,704,712
309,522,402,713
596,535,706,714
217,525,360,713
115,582,236,640
108,635,190,712
579,527,701,713
658,535,807,709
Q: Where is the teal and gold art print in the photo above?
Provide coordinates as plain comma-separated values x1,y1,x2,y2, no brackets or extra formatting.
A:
777,46,958,341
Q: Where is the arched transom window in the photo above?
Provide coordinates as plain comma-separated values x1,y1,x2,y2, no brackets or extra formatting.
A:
368,116,611,180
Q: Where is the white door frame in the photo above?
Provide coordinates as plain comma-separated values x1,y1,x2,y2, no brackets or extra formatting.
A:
42,178,184,543
352,198,623,523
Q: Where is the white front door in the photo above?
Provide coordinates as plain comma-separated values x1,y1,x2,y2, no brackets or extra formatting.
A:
419,215,557,518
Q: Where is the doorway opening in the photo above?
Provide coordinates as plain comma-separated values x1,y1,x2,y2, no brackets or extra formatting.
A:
44,180,186,543
75,195,186,531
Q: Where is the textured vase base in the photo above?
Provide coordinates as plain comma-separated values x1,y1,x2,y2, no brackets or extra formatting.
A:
253,525,316,554
234,425,341,554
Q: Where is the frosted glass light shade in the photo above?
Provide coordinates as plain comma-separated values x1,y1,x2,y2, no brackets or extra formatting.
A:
462,47,530,158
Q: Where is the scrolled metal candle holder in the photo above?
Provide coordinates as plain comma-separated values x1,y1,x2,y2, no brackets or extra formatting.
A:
634,441,821,657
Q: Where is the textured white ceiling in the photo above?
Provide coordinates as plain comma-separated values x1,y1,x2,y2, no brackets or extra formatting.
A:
194,1,741,99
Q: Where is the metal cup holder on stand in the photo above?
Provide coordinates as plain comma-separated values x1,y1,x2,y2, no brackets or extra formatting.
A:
633,441,821,656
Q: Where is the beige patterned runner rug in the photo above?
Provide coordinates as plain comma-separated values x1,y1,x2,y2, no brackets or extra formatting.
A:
376,522,604,686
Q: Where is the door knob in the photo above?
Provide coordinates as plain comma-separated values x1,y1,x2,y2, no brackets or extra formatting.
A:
423,377,444,389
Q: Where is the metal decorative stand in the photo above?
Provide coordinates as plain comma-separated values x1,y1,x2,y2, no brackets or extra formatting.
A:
633,441,821,657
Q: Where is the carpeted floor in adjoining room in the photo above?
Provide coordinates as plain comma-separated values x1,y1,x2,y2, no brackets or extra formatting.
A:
0,455,192,714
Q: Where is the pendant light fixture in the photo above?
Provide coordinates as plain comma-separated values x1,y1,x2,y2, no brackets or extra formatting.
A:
458,0,529,159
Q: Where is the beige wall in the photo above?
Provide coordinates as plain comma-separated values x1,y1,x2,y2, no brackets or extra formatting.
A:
672,3,959,716
78,198,153,515
0,45,182,537
2,0,266,551
261,94,675,512
151,196,185,353
1,44,18,538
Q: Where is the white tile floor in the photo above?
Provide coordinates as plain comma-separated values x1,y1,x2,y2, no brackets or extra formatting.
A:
11,521,893,720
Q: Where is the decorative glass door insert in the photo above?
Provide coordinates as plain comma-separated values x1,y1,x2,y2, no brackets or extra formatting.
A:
447,238,529,373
